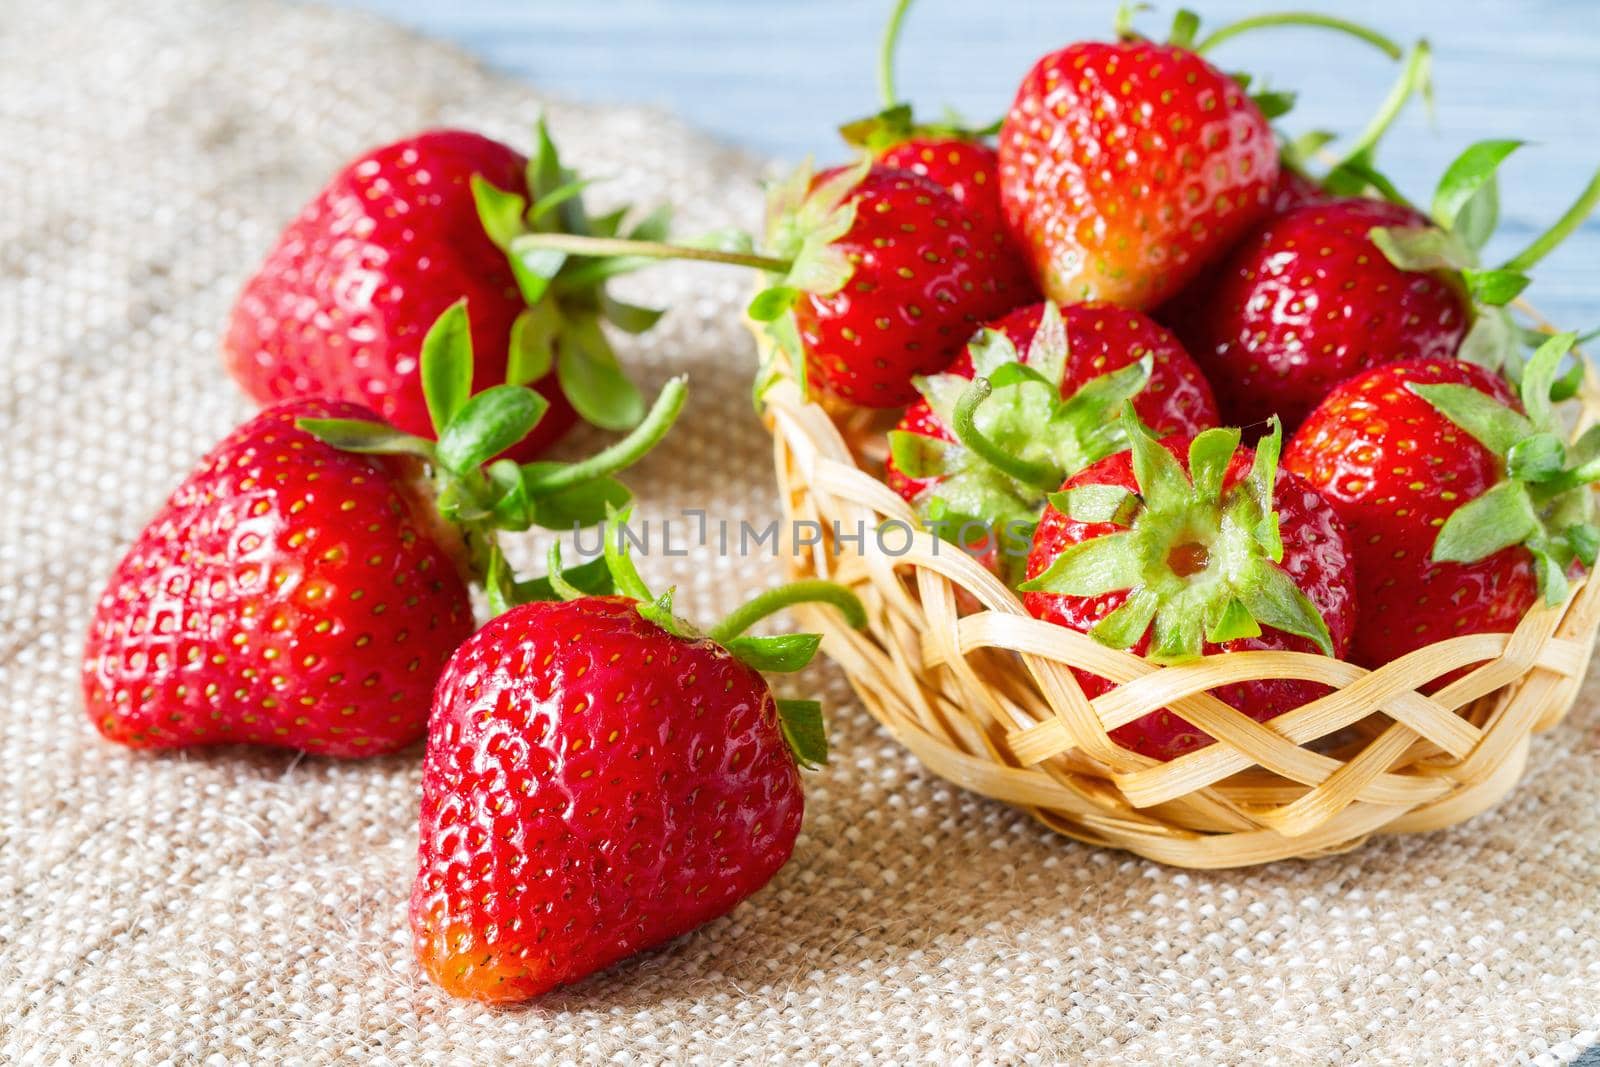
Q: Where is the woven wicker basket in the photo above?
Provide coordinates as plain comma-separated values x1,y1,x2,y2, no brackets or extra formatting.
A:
755,319,1600,869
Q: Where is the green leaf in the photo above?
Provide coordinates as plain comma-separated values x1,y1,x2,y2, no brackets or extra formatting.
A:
1368,224,1477,273
525,177,595,224
1089,587,1159,650
1237,560,1335,656
506,239,567,306
1123,405,1190,510
1551,360,1586,403
600,292,665,335
1463,268,1530,307
1505,432,1567,483
1251,89,1297,120
1432,480,1538,564
1454,173,1500,253
1244,418,1283,560
1567,523,1600,568
528,475,632,530
1188,427,1241,504
295,418,436,460
1168,8,1200,47
1431,139,1522,233
488,458,533,529
1206,597,1262,644
775,698,828,770
1049,485,1140,526
557,316,645,431
470,175,530,251
1519,331,1577,428
1149,602,1206,663
1015,532,1142,597
483,544,516,618
507,303,559,386
435,385,549,473
1457,307,1519,370
724,633,823,673
419,300,475,435
1408,382,1533,455
1528,545,1571,605
513,552,615,602
748,285,800,323
888,430,952,481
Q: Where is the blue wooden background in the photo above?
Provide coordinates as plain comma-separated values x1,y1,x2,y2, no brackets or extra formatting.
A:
334,0,1599,330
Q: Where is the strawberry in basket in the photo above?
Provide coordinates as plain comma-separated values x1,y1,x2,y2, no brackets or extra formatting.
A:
885,301,1218,579
1284,334,1600,670
837,0,1008,237
1019,409,1356,761
84,304,686,756
411,515,864,1002
226,121,669,460
1166,139,1600,429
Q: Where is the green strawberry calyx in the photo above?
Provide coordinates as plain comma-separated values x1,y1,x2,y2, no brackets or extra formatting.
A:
1367,140,1600,381
889,302,1154,583
1018,407,1334,664
838,0,997,153
539,507,867,769
467,117,685,434
1409,332,1600,605
296,300,687,606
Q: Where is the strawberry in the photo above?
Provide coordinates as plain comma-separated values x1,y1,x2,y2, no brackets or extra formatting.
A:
1283,338,1599,670
514,159,1036,408
1018,410,1356,761
1167,137,1600,429
885,300,1218,578
411,519,865,1002
996,24,1278,309
225,121,667,460
1163,197,1468,430
837,1,1007,235
85,308,687,756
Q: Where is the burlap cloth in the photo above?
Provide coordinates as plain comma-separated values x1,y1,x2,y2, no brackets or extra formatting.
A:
3,1,1599,1062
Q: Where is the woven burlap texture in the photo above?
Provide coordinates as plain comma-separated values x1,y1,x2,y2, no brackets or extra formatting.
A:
2,2,1599,1063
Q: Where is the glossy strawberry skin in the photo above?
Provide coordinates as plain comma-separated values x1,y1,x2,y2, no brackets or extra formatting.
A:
412,597,803,1003
225,130,575,459
1269,169,1332,214
1165,199,1469,430
1283,359,1535,669
998,42,1278,311
82,400,475,757
798,165,1036,406
878,138,1007,235
1023,439,1356,761
886,301,1220,502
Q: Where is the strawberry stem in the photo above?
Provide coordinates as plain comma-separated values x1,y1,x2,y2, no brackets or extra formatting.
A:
1501,165,1600,274
879,0,915,107
1328,39,1432,172
513,233,791,274
707,580,868,644
950,378,1064,491
1195,12,1403,59
520,377,688,493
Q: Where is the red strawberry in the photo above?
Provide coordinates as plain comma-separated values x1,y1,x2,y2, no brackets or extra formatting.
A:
1283,340,1597,670
82,400,475,756
997,38,1277,310
755,162,1036,406
225,123,663,460
1019,412,1356,761
411,526,864,1001
1164,198,1468,429
84,321,689,757
885,301,1218,579
837,0,1008,235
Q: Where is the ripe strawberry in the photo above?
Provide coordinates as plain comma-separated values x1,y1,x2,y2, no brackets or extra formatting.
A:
1164,197,1468,430
1167,136,1600,429
997,33,1277,310
1019,411,1356,761
411,524,864,1002
225,122,665,460
82,399,476,756
84,312,688,756
837,2,1008,235
885,300,1218,579
1283,339,1598,669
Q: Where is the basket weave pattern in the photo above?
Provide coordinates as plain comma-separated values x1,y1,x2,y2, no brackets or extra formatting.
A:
761,339,1600,869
